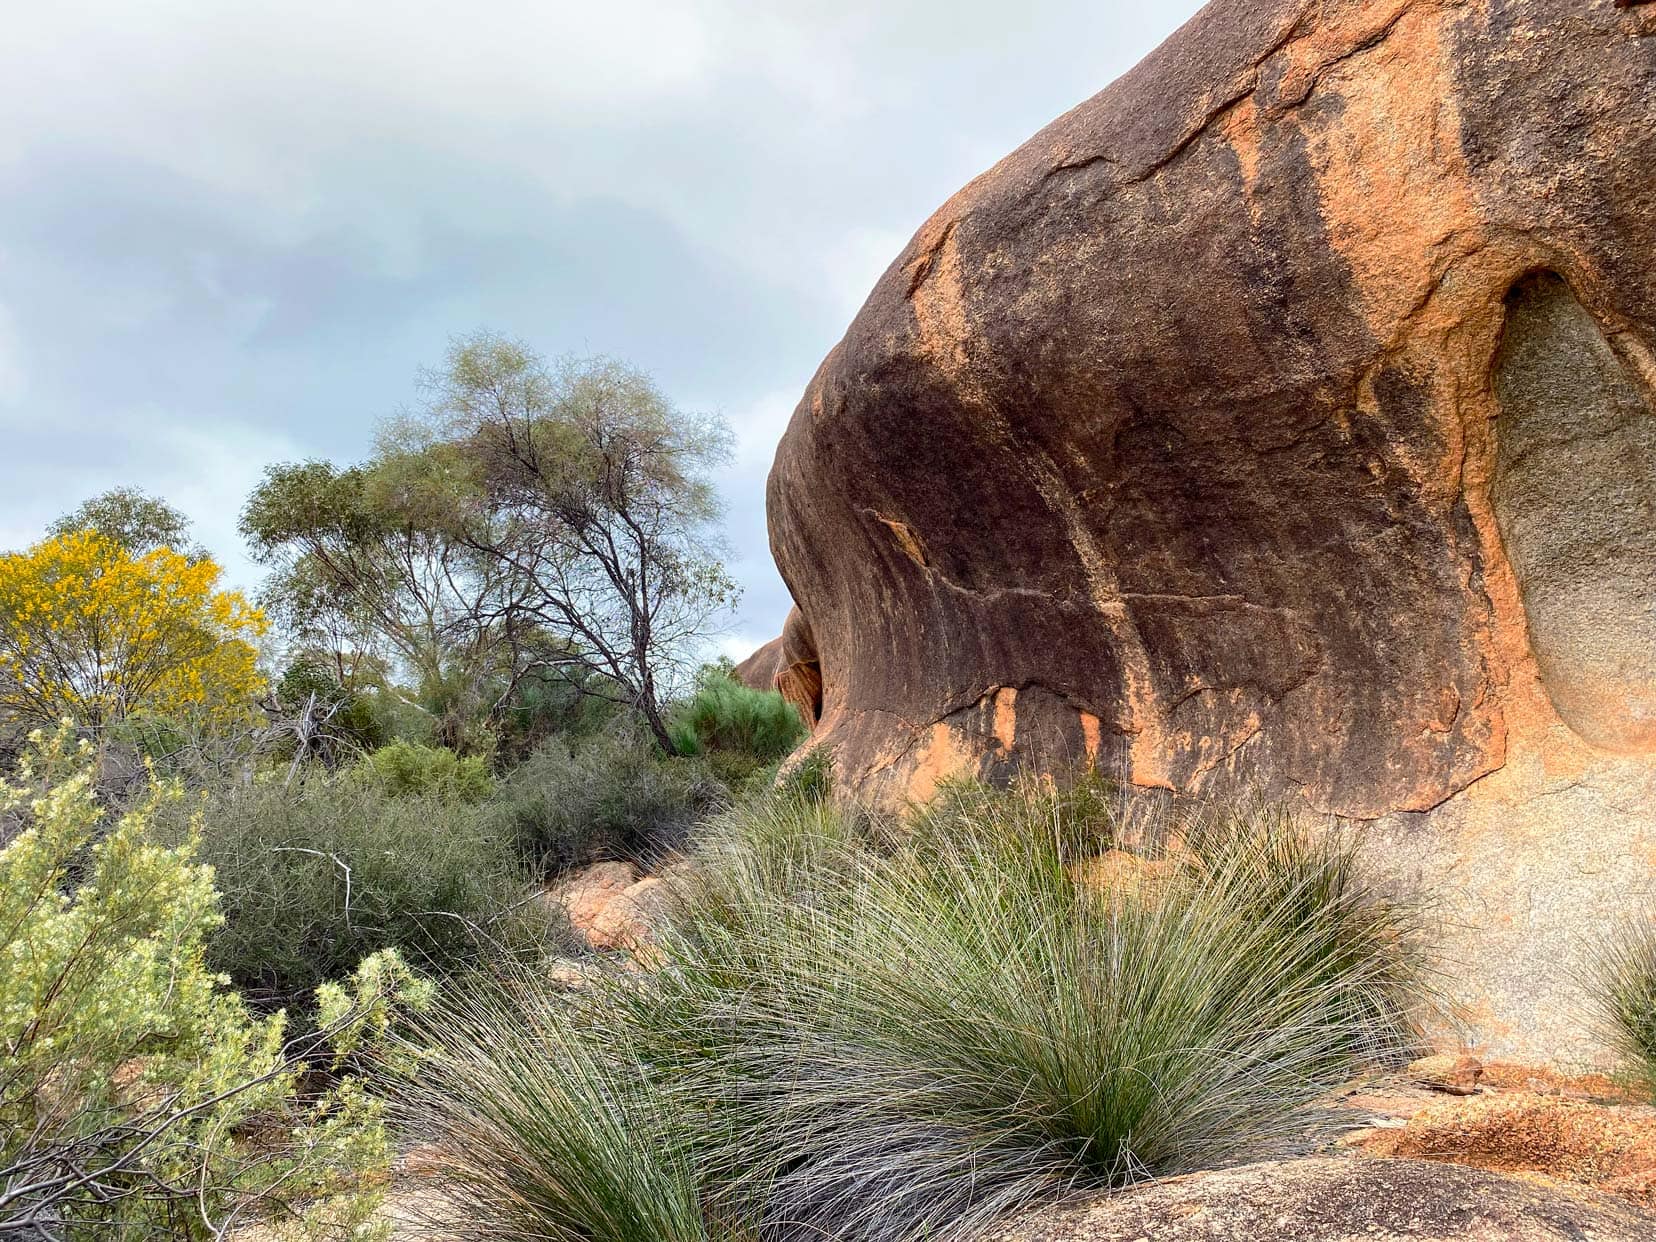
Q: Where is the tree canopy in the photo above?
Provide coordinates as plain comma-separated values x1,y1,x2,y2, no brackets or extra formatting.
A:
46,486,205,560
245,335,737,751
0,530,266,730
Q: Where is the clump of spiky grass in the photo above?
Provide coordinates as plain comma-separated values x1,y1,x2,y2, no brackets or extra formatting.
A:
670,673,809,763
1592,909,1656,1096
392,774,1428,1242
392,973,743,1242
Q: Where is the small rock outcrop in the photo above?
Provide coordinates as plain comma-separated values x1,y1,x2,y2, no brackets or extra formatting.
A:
586,876,668,952
545,861,682,958
988,1157,1656,1241
549,860,638,938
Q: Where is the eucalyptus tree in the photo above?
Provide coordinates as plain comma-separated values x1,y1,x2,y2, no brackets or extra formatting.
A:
244,335,737,753
405,334,739,752
46,486,208,562
241,456,527,752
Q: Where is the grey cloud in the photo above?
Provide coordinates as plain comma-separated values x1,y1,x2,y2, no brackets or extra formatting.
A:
0,1,1202,654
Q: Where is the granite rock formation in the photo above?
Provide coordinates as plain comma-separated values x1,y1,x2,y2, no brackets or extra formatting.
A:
735,606,822,730
762,0,1656,819
987,1157,1656,1242
755,0,1656,1065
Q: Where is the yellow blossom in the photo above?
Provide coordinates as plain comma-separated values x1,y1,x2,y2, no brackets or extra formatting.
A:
0,530,267,728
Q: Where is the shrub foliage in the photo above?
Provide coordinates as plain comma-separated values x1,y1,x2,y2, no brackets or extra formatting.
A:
155,774,549,1015
671,672,805,761
0,728,430,1239
357,738,493,801
486,728,726,874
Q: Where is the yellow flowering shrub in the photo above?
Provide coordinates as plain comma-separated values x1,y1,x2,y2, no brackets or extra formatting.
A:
0,529,267,729
0,726,433,1238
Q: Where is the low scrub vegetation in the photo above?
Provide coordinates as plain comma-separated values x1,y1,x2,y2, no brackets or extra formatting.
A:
153,774,553,1017
0,728,429,1239
357,738,494,801
486,727,727,874
396,774,1428,1242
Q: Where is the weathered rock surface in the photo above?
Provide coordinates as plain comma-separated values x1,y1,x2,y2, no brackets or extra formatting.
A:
988,1157,1656,1241
547,860,638,938
764,0,1656,813
544,861,683,959
1360,1092,1656,1207
733,635,785,695
585,876,669,951
759,0,1656,1063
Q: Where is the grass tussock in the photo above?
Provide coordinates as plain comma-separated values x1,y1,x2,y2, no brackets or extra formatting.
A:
1593,909,1656,1095
394,772,1429,1242
397,980,725,1242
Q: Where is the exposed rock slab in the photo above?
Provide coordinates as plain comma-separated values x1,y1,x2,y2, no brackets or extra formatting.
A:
987,1157,1656,1241
1362,1093,1656,1208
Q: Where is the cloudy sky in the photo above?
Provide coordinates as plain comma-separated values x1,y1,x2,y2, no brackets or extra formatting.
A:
0,0,1201,657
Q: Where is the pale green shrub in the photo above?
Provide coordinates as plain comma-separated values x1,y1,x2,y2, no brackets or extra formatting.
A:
0,727,432,1239
357,739,493,801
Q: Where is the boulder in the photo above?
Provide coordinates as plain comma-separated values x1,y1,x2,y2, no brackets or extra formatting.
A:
987,1156,1656,1241
585,876,672,951
548,860,639,938
768,0,1656,813
732,636,785,693
763,0,1656,1063
740,606,822,727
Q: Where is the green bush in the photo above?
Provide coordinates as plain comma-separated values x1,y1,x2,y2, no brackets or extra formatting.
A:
357,738,493,801
1593,909,1656,1095
394,775,1427,1242
485,728,726,874
670,671,806,773
0,727,430,1239
274,657,394,759
153,775,552,1016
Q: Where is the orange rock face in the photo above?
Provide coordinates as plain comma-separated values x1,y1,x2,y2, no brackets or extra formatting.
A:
549,861,639,936
763,0,1656,816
